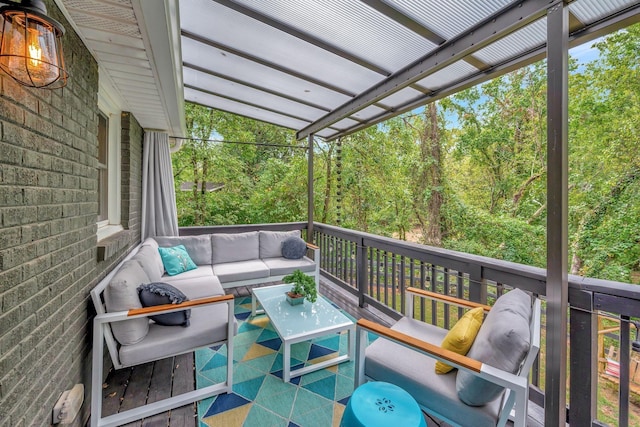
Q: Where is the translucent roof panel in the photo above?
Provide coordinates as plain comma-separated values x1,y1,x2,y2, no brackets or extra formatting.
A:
181,0,383,94
351,105,388,122
181,37,351,110
570,0,638,25
178,0,637,140
377,87,426,109
473,18,547,65
416,61,480,91
386,0,513,39
183,68,328,122
230,0,438,72
184,87,311,130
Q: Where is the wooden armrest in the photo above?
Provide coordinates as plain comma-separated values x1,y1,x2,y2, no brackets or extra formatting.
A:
128,294,234,317
358,318,482,373
306,242,319,250
406,287,491,312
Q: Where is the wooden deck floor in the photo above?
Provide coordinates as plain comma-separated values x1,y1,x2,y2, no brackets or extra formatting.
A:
96,278,543,427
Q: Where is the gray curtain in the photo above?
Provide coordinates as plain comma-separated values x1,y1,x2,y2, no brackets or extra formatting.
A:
141,131,179,240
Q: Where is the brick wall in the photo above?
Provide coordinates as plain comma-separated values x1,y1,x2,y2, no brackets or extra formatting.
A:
0,2,143,425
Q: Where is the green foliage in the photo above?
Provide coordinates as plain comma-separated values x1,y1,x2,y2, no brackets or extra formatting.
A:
174,24,640,285
282,270,317,303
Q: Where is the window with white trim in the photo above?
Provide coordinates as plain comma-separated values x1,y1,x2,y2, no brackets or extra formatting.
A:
96,81,123,241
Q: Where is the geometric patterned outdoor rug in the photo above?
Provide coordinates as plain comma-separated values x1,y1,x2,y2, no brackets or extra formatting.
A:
195,296,360,427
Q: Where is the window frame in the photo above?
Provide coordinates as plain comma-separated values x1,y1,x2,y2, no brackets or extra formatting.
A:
96,79,123,241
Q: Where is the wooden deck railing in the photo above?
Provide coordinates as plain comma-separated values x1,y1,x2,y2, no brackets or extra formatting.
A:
179,222,640,427
312,222,640,427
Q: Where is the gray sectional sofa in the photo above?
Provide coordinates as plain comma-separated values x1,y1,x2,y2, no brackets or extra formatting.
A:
92,229,318,366
89,229,319,426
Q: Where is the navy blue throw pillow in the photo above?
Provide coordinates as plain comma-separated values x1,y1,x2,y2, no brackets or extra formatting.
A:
138,282,191,327
281,236,307,259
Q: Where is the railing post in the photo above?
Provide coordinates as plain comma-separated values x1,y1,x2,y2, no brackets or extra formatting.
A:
357,237,367,308
569,288,597,427
307,134,314,242
469,264,487,304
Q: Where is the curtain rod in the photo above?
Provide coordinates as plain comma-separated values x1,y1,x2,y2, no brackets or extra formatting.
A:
169,136,309,149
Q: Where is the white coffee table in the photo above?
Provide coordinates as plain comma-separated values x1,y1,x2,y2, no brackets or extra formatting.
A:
251,283,355,382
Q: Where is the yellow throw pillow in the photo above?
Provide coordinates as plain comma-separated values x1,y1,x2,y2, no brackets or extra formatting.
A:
435,307,484,374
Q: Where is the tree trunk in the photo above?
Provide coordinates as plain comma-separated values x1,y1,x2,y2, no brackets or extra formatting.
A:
424,103,443,246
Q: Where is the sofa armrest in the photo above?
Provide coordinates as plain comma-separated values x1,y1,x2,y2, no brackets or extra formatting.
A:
128,294,234,317
306,242,319,250
406,287,492,312
95,295,234,324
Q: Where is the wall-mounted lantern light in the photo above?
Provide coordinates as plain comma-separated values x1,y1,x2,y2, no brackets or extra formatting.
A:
0,0,67,88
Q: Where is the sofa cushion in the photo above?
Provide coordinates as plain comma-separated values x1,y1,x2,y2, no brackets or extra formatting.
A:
262,256,316,276
132,244,164,282
158,245,197,276
213,260,270,283
155,235,212,266
165,274,225,300
212,231,259,264
119,301,235,366
435,307,484,374
365,317,502,427
259,230,301,258
281,236,307,259
138,282,191,327
456,289,532,406
104,260,150,346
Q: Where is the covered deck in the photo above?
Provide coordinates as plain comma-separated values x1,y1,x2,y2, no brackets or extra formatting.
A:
96,222,640,427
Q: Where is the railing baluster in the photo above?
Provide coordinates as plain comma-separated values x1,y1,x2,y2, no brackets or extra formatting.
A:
431,264,437,326
400,256,406,315
376,249,381,303
457,271,464,319
391,253,397,312
420,261,426,322
620,315,630,427
444,267,450,329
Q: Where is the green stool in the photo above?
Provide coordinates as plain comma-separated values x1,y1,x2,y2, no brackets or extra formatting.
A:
341,382,427,427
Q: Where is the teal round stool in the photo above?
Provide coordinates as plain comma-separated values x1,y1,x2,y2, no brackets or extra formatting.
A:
340,382,427,427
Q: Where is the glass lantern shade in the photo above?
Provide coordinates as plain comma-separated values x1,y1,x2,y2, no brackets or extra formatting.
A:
0,6,67,88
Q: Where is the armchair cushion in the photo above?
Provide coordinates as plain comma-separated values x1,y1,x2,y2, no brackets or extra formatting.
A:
456,289,532,406
138,283,191,327
104,260,150,345
158,245,197,276
435,307,484,374
281,236,307,259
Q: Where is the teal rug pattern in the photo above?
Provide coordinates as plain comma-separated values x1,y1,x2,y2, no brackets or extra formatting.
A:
195,296,360,427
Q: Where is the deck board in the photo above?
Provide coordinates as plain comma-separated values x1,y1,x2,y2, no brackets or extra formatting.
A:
100,277,543,426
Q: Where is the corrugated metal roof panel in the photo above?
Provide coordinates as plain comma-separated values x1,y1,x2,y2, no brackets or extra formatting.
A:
416,61,479,91
386,0,512,39
474,18,548,65
181,0,383,94
231,0,438,72
183,68,328,121
570,0,638,24
184,87,311,130
181,36,351,110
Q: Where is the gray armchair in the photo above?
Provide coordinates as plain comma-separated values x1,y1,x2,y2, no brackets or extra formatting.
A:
355,287,541,427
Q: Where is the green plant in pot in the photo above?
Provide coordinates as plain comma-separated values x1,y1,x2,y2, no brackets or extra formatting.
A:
283,269,317,305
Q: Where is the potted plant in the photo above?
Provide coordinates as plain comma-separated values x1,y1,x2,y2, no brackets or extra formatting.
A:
283,269,318,305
